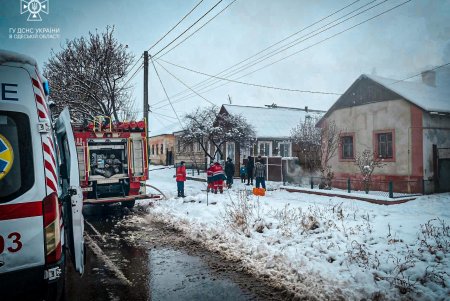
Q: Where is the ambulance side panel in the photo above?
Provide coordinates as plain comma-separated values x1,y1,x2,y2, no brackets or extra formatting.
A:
0,65,47,273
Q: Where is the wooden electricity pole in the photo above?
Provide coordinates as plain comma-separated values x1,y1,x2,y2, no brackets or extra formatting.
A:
143,51,149,121
143,51,150,165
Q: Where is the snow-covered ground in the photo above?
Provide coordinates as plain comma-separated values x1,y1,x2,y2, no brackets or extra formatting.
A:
141,166,450,300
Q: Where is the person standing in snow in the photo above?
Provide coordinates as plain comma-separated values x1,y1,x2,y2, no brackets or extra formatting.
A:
175,161,187,197
239,165,247,183
254,157,266,190
246,156,254,185
206,163,214,193
225,157,235,189
211,161,226,194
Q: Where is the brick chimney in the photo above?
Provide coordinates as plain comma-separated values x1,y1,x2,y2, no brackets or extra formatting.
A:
421,70,436,87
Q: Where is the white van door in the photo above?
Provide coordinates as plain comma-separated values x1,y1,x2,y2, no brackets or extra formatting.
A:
55,108,84,274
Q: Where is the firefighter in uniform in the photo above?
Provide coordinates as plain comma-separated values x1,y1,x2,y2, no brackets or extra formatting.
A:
176,161,187,197
211,161,226,194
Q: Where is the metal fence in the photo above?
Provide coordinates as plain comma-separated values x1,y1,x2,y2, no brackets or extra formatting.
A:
283,176,428,198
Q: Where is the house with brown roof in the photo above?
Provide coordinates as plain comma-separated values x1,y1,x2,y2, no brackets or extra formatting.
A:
318,70,450,193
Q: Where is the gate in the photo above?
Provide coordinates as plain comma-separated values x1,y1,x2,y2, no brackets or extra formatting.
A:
437,147,450,192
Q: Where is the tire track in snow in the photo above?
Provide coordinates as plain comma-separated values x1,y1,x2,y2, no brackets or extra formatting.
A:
85,233,132,286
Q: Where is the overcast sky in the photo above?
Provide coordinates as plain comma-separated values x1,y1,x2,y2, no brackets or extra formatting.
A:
1,0,449,133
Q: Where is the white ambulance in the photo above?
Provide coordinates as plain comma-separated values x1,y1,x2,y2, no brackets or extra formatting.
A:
0,50,84,300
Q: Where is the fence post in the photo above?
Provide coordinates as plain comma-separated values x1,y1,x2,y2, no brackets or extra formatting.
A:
347,178,351,193
310,177,313,189
388,181,393,198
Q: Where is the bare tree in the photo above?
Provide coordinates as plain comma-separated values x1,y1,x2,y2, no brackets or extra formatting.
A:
291,118,340,188
319,120,340,189
355,149,384,193
44,26,135,122
180,106,256,160
291,115,321,171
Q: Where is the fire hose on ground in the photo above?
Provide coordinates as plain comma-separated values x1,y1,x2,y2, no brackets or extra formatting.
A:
143,184,167,200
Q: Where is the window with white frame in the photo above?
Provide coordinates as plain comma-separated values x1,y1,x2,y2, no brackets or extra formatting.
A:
279,142,291,157
258,141,271,156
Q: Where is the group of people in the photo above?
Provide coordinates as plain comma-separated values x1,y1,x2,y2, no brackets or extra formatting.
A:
175,155,267,197
240,156,266,190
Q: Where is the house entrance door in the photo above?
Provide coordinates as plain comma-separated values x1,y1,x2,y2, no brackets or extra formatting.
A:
438,159,450,192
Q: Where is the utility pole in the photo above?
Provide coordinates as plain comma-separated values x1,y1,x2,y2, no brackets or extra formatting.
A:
143,51,149,121
143,51,150,166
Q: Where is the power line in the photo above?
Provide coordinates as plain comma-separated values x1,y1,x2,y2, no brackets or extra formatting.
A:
148,0,205,52
122,63,144,88
171,0,387,105
156,0,364,92
150,58,209,179
128,108,178,120
128,54,144,76
234,0,412,83
151,113,169,125
151,0,378,107
390,62,450,84
156,61,217,105
151,0,224,56
151,112,177,123
154,0,412,109
156,0,238,59
150,56,182,125
204,0,384,89
113,62,144,98
159,59,342,95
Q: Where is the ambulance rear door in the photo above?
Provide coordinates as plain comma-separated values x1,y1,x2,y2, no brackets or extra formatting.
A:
55,108,84,274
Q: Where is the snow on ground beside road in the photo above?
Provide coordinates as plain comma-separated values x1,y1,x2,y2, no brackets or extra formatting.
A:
141,167,450,300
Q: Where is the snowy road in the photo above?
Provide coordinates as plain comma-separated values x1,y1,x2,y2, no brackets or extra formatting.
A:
142,166,450,300
65,203,286,301
63,166,450,300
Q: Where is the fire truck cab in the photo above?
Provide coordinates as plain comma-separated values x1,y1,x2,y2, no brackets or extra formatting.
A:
73,116,149,207
0,50,84,300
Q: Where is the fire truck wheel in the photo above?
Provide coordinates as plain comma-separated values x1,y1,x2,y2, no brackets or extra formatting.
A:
121,200,135,209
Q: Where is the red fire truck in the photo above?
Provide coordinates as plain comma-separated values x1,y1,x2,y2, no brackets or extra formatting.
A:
73,116,149,208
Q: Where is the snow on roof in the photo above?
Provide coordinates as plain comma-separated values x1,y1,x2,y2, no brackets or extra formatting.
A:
149,121,183,137
222,104,325,138
0,49,37,66
365,74,450,113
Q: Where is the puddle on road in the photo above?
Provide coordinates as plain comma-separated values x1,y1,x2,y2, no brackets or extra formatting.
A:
149,248,255,301
67,205,282,301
